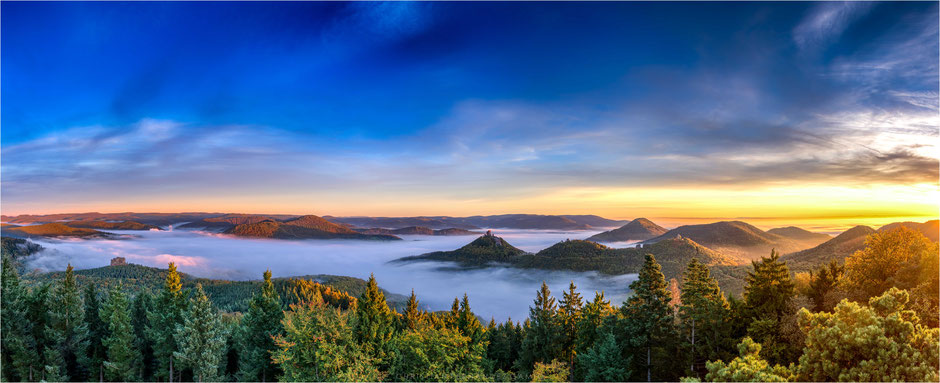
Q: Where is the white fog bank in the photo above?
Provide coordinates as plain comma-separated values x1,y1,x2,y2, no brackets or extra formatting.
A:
24,228,637,321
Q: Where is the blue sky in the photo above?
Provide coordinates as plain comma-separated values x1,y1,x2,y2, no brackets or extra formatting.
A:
1,2,938,220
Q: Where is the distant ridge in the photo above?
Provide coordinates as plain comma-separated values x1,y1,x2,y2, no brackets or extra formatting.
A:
1,223,114,239
224,215,401,241
356,226,479,236
877,220,939,242
641,220,803,262
586,218,667,242
766,226,831,248
782,225,876,271
64,220,161,231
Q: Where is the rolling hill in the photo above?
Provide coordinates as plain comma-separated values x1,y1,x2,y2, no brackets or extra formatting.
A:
586,218,667,242
1,223,114,239
356,226,479,236
877,220,939,242
394,231,526,265
64,220,161,231
641,221,803,262
781,225,876,271
766,226,831,248
223,215,400,240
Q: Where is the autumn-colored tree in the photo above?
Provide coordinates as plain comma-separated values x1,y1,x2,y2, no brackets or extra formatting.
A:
842,227,939,327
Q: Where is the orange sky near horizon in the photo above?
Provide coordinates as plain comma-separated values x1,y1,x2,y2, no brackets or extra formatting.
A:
4,182,936,233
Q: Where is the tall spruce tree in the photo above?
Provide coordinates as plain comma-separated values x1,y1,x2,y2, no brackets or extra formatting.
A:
517,282,561,375
679,258,732,377
148,262,187,382
456,294,484,343
557,281,583,372
131,292,155,380
83,284,108,381
174,284,226,382
403,289,423,330
100,285,139,381
1,255,37,381
45,264,89,382
806,261,843,312
577,332,630,382
743,250,799,365
237,270,284,382
619,254,679,382
26,283,53,381
354,274,395,366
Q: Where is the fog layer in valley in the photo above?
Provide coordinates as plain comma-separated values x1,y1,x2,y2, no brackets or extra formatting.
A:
23,228,638,320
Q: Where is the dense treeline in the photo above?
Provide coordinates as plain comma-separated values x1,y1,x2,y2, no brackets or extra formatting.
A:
1,227,937,382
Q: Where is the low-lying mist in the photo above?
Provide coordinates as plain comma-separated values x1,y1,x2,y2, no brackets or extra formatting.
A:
24,228,638,321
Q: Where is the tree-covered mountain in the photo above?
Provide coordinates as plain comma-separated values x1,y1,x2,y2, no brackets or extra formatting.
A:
781,225,876,272
326,214,626,230
641,221,804,262
63,220,161,231
394,231,526,265
586,218,667,242
1,223,115,239
877,220,939,242
223,215,401,240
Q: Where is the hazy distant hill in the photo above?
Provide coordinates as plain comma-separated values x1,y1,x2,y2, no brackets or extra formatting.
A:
586,218,667,242
64,220,161,231
356,226,479,236
642,221,803,262
1,212,223,226
1,223,114,239
766,226,831,248
781,225,876,271
878,220,939,242
178,214,281,230
224,215,401,240
327,214,624,230
395,232,526,265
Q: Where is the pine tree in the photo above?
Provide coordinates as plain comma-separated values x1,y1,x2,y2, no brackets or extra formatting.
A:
354,273,395,365
25,283,53,381
577,332,630,382
557,281,582,373
149,262,187,381
797,287,939,381
132,292,155,380
403,289,423,330
678,258,732,377
456,294,484,343
576,291,615,355
237,270,284,382
517,282,561,374
174,284,226,382
743,250,799,365
45,264,89,381
703,337,794,382
100,285,139,381
619,254,679,382
83,284,108,381
806,261,843,312
1,255,37,381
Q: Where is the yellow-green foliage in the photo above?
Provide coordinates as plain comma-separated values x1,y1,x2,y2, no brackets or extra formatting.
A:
797,287,940,382
703,337,794,382
531,359,569,382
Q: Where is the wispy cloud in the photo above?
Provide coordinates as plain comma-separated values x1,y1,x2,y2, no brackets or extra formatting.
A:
793,2,874,51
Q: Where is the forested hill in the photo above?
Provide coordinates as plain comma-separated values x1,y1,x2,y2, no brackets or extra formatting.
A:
640,221,805,262
1,223,115,239
586,218,668,242
22,264,407,312
394,231,527,265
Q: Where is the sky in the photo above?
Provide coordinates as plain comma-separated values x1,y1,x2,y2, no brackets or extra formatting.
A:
1,2,938,226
